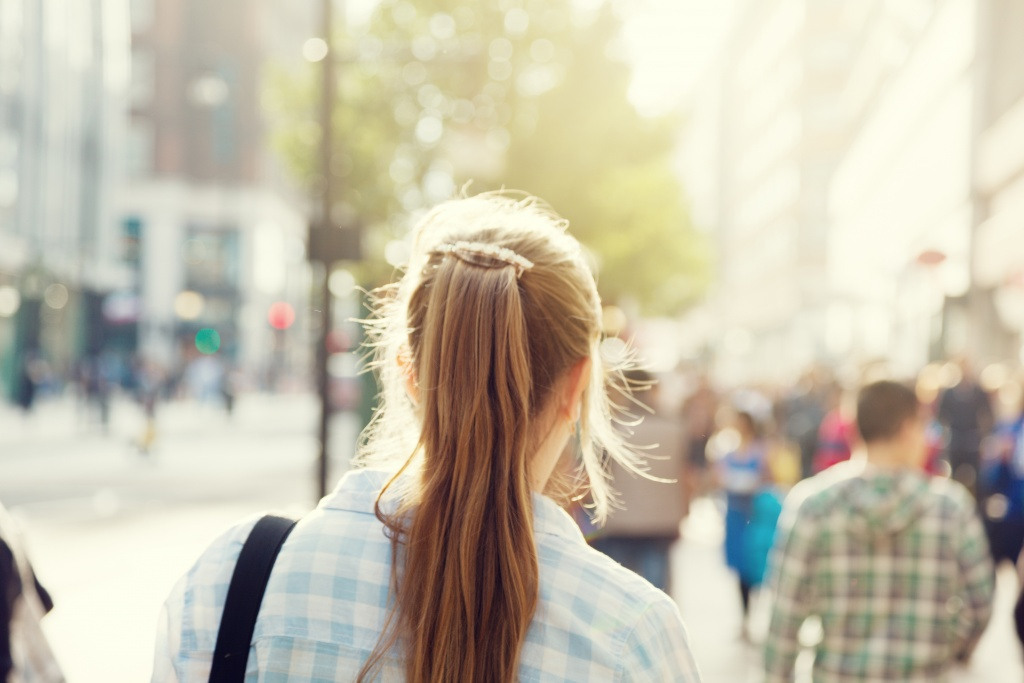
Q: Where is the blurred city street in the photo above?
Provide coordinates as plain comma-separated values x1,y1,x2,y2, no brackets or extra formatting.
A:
4,0,1024,680
0,391,351,681
0,390,1019,682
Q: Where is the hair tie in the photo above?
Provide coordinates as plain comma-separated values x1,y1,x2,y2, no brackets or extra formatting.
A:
432,241,534,278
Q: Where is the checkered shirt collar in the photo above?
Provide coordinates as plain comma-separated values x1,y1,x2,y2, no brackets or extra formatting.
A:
319,468,587,545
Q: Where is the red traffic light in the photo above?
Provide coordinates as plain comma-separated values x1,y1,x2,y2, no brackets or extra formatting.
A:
268,302,296,330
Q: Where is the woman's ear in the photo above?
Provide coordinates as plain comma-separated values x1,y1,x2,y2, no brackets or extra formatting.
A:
398,350,419,405
561,357,591,422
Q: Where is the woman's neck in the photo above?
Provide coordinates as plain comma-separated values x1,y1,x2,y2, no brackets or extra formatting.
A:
528,417,571,492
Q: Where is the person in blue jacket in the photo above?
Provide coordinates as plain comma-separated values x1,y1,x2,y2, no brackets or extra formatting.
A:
716,409,775,635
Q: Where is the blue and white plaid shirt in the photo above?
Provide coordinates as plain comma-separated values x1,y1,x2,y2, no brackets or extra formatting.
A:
153,469,701,681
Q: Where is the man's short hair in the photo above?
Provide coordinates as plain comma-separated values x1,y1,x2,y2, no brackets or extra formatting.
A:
856,380,919,444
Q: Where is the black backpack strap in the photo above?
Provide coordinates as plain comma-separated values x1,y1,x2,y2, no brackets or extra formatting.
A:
1015,579,1024,647
209,514,298,683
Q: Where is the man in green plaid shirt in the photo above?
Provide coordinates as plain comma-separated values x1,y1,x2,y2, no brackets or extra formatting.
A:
764,380,994,682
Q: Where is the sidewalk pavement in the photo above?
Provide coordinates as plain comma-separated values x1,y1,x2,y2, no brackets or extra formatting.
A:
0,392,340,681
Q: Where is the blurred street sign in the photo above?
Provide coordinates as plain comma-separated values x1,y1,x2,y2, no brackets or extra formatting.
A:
308,222,361,263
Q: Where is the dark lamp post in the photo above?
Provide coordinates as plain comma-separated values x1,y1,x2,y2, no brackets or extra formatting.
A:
308,0,364,501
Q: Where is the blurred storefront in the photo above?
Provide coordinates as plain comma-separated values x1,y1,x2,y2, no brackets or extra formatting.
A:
121,0,310,389
0,0,133,397
120,186,308,385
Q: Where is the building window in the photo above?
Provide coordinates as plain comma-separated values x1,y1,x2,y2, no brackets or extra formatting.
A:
130,48,154,109
0,132,18,234
0,0,24,96
126,120,153,177
130,0,155,32
183,227,240,294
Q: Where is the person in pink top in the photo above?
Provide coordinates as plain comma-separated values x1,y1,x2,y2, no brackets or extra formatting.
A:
812,385,855,474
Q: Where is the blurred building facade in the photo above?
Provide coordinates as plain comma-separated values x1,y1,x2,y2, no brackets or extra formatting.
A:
0,0,132,397
121,0,311,387
680,0,855,385
681,0,1024,385
973,0,1024,369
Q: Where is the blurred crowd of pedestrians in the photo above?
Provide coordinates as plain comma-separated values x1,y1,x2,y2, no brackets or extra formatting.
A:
7,332,1024,679
586,354,1024,679
6,352,253,452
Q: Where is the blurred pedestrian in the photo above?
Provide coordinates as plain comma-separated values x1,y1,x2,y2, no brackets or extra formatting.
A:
0,501,63,682
1016,547,1024,649
133,358,164,456
81,353,115,433
591,369,688,594
680,372,719,511
12,353,40,414
937,356,994,497
153,192,701,681
764,380,994,682
915,373,950,477
714,408,774,635
978,385,1024,565
778,368,828,479
811,383,855,474
183,355,224,404
220,365,241,417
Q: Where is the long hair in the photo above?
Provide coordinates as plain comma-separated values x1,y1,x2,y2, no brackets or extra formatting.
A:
356,192,643,682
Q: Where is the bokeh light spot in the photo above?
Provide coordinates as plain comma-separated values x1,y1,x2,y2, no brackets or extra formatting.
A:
174,290,205,320
302,38,328,62
195,328,221,355
267,302,296,330
43,283,69,309
0,286,20,318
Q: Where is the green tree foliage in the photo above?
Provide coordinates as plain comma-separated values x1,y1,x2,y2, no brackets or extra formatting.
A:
265,0,709,311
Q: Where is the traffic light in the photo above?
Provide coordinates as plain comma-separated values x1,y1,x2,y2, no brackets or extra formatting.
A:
268,301,296,330
195,328,221,354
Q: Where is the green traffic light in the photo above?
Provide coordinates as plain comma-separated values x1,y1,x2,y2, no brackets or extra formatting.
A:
195,328,221,355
